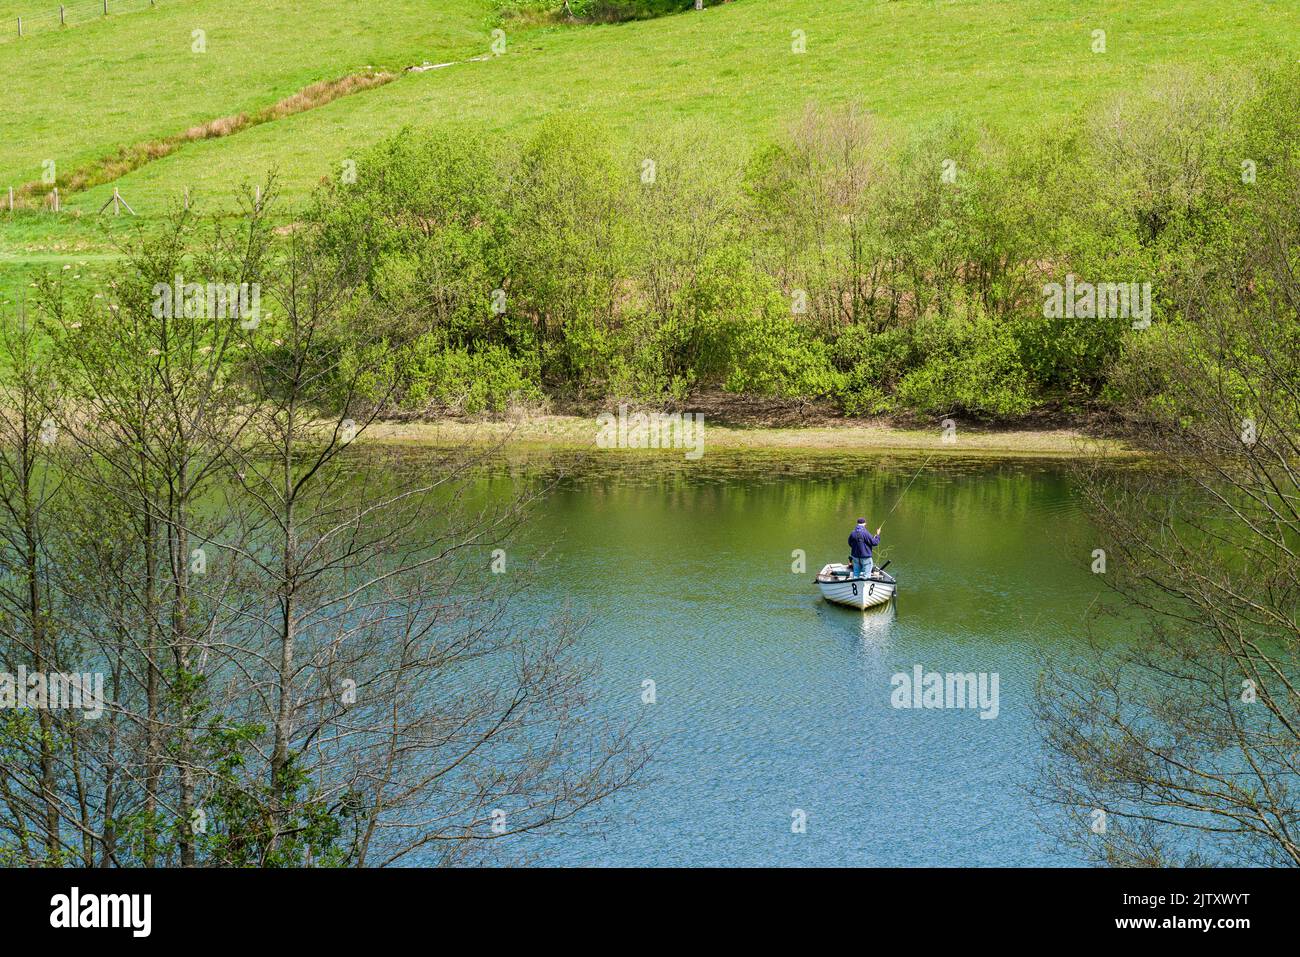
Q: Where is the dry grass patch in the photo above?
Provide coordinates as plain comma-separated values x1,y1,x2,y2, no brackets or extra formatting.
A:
11,71,397,208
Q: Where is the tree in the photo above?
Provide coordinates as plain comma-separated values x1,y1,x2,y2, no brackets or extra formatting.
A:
1033,174,1300,866
1,197,648,867
207,223,648,866
0,304,67,864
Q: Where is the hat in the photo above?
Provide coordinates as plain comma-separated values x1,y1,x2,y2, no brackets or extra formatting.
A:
856,518,867,524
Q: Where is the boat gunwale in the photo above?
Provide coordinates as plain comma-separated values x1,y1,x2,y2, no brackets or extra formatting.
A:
813,563,897,586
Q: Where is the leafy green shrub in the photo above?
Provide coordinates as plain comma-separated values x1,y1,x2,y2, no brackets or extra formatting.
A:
895,311,1034,417
721,299,847,400
831,324,914,415
309,125,515,354
507,117,632,393
1083,71,1241,246
402,335,543,415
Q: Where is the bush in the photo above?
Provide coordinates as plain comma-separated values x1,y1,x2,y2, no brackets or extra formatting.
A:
507,117,631,393
831,324,914,415
721,300,847,399
309,125,515,350
895,311,1034,417
401,335,543,415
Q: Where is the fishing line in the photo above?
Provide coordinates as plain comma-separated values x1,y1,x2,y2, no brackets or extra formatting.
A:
881,451,936,528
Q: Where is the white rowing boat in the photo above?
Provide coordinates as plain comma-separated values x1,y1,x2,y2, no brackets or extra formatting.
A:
815,562,897,610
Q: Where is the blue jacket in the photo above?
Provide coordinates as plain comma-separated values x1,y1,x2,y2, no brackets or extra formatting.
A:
849,525,879,558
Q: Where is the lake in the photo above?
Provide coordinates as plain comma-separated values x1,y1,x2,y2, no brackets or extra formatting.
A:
460,449,1113,866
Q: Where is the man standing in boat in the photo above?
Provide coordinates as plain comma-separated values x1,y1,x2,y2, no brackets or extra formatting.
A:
849,518,881,579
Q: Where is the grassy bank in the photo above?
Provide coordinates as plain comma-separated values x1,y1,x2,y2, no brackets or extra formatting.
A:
361,414,1134,457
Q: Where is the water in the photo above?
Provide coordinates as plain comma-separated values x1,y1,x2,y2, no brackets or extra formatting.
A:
461,450,1112,866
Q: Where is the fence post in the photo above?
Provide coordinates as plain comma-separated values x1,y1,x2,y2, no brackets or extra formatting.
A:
17,17,21,37
51,188,60,213
60,5,65,26
104,0,108,15
7,187,13,212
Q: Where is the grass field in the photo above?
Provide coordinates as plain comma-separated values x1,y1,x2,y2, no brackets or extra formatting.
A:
0,0,495,188
2,0,1297,259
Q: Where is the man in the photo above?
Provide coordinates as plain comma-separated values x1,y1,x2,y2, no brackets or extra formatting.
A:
848,518,881,579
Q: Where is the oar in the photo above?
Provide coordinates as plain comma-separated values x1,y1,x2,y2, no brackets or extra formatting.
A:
876,560,897,617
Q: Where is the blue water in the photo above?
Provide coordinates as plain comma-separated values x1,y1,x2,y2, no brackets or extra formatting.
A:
484,453,1106,865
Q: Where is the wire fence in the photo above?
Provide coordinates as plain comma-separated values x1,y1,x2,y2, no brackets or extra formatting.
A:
4,0,159,42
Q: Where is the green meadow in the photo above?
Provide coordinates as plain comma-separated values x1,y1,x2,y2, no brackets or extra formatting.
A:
0,0,495,188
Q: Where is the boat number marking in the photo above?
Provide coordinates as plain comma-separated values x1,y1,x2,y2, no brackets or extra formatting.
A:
868,583,875,595
851,583,857,595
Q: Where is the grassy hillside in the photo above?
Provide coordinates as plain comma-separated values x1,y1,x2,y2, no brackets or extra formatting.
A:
0,0,496,188
35,0,1300,218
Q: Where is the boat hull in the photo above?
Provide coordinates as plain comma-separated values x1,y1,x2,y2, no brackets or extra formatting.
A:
815,563,897,610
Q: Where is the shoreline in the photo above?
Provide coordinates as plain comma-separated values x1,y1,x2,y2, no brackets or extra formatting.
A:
359,414,1135,458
